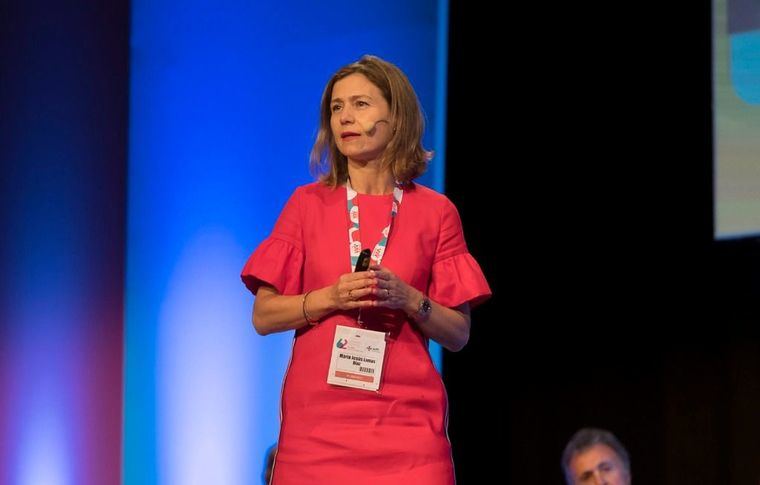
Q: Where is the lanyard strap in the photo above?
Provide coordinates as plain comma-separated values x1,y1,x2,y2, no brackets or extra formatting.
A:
346,179,404,272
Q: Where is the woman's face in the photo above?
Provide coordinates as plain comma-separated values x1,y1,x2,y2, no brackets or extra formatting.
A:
330,73,393,164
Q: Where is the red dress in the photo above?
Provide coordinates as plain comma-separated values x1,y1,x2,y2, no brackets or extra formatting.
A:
241,181,491,484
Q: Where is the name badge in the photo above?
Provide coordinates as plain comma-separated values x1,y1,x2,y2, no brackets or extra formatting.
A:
327,325,387,392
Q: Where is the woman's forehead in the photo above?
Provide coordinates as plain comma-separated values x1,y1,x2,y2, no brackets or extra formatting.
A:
332,74,381,99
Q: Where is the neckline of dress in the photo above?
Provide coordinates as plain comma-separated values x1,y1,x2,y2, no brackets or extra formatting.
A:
356,192,395,198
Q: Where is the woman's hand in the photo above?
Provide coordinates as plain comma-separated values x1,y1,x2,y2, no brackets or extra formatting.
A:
369,265,422,316
329,270,380,311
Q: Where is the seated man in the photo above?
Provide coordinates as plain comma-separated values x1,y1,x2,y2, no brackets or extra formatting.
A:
561,428,631,485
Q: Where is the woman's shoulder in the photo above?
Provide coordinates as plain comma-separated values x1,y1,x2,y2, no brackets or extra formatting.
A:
297,181,343,202
406,182,457,213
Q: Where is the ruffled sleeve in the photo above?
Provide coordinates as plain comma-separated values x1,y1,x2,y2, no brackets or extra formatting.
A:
427,198,492,308
240,187,304,296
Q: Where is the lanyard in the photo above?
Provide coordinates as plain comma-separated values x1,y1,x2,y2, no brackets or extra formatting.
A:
346,178,404,272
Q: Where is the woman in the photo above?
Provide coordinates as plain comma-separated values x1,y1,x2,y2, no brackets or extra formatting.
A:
241,55,491,484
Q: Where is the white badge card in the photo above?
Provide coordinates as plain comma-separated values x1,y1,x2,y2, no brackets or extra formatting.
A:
327,325,387,392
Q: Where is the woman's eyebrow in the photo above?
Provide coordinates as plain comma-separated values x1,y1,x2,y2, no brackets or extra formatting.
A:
331,94,373,103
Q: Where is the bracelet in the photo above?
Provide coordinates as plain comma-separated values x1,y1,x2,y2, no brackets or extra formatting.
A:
302,290,319,325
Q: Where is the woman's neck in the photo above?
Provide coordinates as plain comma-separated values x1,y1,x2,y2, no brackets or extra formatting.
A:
347,161,395,195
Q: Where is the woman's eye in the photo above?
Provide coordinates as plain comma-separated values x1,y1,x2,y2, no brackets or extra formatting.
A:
356,100,368,107
331,105,342,112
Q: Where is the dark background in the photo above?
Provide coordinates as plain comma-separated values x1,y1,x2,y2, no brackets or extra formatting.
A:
445,0,760,484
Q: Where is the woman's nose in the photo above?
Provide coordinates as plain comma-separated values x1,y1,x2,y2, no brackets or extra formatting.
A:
340,106,354,124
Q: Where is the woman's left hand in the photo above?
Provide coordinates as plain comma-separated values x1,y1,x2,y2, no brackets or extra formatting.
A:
369,265,421,315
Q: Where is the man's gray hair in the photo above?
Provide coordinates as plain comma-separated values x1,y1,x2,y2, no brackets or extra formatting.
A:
561,428,630,484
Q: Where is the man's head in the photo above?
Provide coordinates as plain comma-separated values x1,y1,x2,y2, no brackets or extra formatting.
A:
562,428,631,485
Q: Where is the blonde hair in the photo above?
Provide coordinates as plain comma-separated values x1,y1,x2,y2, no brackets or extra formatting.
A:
309,55,433,187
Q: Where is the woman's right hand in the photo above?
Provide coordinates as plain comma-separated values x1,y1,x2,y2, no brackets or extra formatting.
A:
330,270,379,311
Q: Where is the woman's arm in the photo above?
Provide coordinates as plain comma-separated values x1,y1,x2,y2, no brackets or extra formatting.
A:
253,267,473,351
251,271,379,335
370,265,472,352
405,289,471,352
